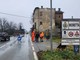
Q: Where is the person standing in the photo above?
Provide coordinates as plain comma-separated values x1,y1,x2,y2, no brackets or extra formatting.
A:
35,31,39,42
45,31,50,41
40,32,44,42
31,31,35,42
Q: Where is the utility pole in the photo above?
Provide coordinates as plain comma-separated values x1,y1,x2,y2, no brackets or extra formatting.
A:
38,9,39,32
50,0,53,52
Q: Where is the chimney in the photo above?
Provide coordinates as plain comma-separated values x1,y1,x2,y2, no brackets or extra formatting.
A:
72,16,73,19
54,8,56,11
41,6,43,9
58,8,61,11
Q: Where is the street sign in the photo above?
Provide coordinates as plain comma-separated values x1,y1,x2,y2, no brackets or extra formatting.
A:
68,31,73,37
62,30,80,38
62,20,80,45
75,31,79,37
74,45,79,55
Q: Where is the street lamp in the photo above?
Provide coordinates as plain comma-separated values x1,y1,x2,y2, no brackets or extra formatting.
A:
50,0,53,52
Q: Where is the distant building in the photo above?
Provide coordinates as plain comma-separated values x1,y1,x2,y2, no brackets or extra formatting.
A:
32,6,63,35
33,6,55,32
31,6,80,38
55,8,64,36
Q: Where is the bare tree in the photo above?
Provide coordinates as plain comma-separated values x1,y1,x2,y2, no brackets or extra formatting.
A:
0,19,2,31
0,17,25,35
18,23,23,30
2,18,8,31
0,18,19,35
18,22,25,34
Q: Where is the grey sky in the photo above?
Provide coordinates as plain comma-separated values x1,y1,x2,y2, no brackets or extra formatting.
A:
0,0,80,31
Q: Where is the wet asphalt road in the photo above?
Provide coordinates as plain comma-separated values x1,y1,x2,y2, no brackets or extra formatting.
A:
0,34,34,60
0,37,15,47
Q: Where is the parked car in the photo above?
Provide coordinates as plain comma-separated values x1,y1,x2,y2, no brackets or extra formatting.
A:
0,32,10,41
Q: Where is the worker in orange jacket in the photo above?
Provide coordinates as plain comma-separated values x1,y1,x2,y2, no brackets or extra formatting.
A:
40,32,44,42
31,31,35,42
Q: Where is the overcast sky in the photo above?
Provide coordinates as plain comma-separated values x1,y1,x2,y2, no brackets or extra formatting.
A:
0,0,80,31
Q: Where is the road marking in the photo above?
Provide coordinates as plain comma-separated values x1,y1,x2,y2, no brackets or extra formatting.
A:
32,46,35,51
30,37,38,60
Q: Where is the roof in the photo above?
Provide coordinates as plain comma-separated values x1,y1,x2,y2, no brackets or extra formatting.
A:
62,18,80,21
55,11,64,14
33,7,39,15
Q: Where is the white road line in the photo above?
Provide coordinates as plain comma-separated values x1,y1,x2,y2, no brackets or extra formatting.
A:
30,37,38,60
32,46,35,51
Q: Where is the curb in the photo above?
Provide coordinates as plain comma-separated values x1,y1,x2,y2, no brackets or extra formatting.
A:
30,37,38,60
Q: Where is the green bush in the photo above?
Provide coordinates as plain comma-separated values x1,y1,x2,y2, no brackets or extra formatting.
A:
37,50,80,60
73,55,80,60
38,50,62,60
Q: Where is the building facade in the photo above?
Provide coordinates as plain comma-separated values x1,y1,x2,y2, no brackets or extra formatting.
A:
55,8,63,36
33,6,63,34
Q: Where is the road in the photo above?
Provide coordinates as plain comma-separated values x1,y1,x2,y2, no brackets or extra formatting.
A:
0,37,16,47
0,34,34,60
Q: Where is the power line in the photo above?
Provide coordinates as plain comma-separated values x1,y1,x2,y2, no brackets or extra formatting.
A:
0,12,31,18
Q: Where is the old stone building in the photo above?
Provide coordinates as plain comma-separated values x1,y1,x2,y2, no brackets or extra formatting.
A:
32,6,63,34
55,8,64,36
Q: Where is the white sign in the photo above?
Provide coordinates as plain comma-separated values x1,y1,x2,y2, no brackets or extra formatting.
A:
62,30,80,38
62,20,80,45
68,21,79,29
62,39,79,45
62,21,79,29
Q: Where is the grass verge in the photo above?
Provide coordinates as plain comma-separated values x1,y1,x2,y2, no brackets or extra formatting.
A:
52,36,61,43
37,48,80,60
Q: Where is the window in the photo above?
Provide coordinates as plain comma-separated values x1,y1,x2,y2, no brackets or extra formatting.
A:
40,22,42,25
35,23,36,29
40,11,43,16
59,15,60,18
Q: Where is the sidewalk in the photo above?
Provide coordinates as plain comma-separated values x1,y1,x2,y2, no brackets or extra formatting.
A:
33,40,59,52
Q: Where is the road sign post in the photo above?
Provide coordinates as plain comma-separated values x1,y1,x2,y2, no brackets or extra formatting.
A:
74,45,79,55
50,0,53,52
62,19,80,54
62,20,80,45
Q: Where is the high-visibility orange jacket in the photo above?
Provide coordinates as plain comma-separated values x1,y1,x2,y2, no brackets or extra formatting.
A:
40,32,44,38
31,31,35,42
